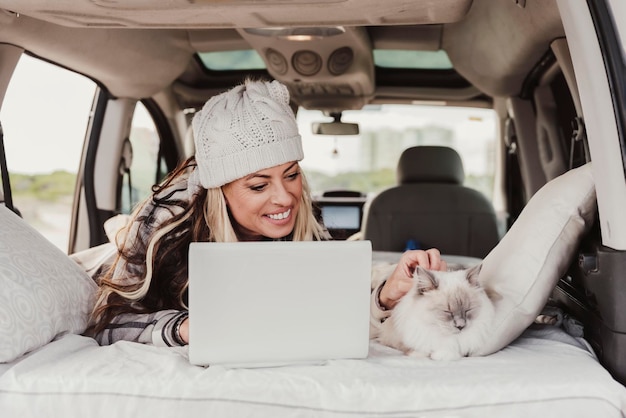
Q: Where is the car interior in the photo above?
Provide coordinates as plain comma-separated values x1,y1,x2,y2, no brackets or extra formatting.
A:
1,0,626,416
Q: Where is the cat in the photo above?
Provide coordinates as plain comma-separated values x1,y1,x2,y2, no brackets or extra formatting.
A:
378,264,495,361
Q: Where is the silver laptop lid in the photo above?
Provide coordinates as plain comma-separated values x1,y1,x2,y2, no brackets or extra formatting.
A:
188,240,372,367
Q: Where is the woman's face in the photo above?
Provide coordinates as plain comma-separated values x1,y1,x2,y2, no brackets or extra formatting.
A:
222,161,303,240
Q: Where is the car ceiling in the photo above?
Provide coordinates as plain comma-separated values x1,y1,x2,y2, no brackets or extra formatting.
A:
0,0,564,111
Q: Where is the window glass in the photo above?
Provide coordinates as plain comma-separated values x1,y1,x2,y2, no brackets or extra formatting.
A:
373,50,453,69
0,54,96,252
120,102,164,214
197,50,266,71
297,104,497,200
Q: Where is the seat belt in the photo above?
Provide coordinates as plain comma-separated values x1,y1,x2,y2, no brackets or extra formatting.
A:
551,39,589,170
0,120,18,215
504,116,524,227
569,116,588,170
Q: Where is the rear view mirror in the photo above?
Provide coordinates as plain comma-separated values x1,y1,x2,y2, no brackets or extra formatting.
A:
312,121,360,135
311,112,359,135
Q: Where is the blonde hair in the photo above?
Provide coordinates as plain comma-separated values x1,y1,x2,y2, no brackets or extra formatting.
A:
205,187,238,242
293,174,329,241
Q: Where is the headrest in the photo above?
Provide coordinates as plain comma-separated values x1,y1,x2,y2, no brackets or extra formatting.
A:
397,146,465,185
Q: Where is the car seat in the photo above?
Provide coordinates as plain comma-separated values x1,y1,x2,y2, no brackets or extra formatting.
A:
362,146,500,258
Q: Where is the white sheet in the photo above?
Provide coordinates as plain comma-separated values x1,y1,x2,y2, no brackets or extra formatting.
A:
0,363,12,378
1,326,625,417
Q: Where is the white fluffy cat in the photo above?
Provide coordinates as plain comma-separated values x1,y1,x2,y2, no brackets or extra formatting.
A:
378,264,495,360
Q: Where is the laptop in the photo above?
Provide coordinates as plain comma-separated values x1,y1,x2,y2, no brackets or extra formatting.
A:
188,240,372,367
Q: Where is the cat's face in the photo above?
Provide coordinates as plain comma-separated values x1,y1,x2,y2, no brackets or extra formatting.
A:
432,285,479,333
413,265,485,334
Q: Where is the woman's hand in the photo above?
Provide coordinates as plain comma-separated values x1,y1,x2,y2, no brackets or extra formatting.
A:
378,249,447,310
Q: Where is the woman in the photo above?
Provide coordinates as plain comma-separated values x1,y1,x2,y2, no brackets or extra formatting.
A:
90,79,446,346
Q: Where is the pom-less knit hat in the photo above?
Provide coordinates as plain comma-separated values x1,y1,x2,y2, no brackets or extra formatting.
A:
190,79,304,189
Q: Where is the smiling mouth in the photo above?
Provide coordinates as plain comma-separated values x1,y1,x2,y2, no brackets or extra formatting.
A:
267,208,291,220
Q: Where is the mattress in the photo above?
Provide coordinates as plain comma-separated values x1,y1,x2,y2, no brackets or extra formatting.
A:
1,325,625,417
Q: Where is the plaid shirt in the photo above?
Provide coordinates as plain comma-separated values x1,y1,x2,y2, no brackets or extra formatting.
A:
94,177,190,346
95,310,188,346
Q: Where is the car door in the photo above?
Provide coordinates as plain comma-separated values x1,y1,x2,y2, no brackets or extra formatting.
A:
553,0,626,383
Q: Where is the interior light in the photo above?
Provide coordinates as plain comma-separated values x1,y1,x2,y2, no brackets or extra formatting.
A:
282,35,317,41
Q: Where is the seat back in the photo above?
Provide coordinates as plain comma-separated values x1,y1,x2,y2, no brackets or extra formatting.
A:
362,146,500,258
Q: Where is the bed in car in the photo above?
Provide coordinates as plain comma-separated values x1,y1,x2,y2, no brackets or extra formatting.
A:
2,329,624,417
2,162,625,417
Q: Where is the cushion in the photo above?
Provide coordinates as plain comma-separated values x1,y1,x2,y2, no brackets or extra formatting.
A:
476,163,596,355
0,205,97,362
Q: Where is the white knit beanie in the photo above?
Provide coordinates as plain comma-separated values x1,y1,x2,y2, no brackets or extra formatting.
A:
190,79,304,189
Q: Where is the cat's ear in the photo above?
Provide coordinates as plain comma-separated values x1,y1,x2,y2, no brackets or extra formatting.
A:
466,264,483,286
414,266,438,294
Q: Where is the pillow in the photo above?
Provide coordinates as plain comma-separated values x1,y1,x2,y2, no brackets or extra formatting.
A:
0,205,97,362
477,163,596,355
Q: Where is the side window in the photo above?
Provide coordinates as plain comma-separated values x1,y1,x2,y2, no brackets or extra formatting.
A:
0,54,96,252
120,102,167,214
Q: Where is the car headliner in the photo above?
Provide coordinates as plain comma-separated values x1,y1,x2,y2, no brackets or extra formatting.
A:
0,0,564,109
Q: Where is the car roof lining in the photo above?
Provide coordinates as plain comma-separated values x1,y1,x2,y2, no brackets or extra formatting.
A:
0,0,565,104
0,0,473,28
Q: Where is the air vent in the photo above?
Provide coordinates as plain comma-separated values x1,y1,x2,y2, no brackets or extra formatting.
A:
265,48,288,75
328,47,354,75
292,50,322,76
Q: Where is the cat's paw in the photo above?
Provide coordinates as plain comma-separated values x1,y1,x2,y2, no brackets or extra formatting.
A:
429,350,463,361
